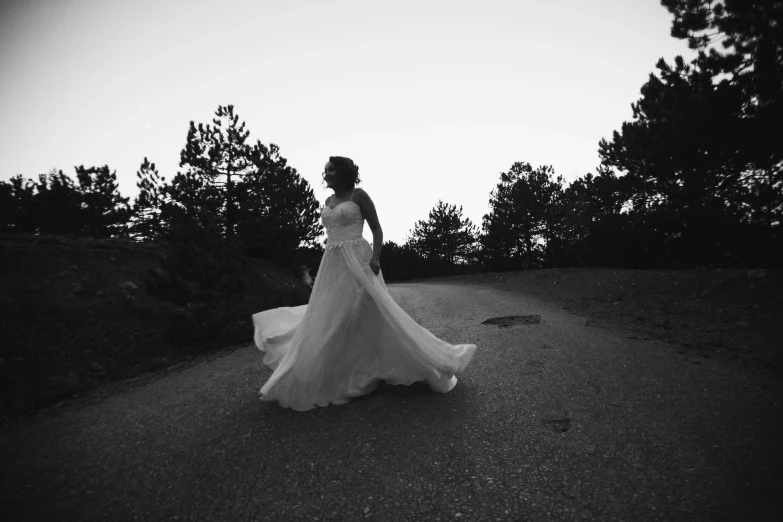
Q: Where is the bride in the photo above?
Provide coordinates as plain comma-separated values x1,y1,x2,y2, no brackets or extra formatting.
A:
252,156,476,411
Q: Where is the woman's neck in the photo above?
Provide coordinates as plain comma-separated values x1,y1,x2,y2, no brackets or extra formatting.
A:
332,185,353,199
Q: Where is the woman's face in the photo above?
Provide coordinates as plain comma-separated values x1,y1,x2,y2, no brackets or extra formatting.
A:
323,162,339,189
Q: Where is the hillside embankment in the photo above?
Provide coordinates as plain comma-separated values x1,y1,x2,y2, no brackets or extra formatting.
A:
0,233,311,418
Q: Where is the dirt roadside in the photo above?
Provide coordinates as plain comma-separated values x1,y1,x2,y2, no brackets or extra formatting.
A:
437,267,782,379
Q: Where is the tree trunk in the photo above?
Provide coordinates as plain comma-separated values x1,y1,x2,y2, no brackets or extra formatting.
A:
226,151,234,240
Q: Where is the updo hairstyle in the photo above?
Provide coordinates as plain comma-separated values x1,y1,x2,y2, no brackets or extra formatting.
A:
329,156,361,189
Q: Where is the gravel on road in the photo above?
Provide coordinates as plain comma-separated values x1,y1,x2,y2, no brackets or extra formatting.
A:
1,281,781,521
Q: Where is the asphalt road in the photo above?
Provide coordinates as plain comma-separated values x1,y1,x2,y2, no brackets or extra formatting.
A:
2,281,782,521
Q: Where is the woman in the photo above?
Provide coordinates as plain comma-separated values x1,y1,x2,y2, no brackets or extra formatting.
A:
252,156,476,411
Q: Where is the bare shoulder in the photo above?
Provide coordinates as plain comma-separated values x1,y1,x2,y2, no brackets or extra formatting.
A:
353,187,375,205
353,187,381,229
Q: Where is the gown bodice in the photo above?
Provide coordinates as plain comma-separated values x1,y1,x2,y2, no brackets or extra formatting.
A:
321,201,365,245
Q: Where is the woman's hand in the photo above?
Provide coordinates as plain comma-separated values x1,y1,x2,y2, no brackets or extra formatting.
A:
369,258,381,275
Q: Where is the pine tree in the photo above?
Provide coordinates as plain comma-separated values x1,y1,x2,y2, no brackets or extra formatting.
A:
662,0,783,265
131,157,166,241
34,170,83,235
481,163,559,270
598,54,752,265
75,165,131,238
381,240,427,281
0,175,36,232
236,141,322,265
557,168,627,266
536,168,565,267
178,105,254,239
162,168,217,227
662,0,782,114
406,200,478,272
0,180,13,232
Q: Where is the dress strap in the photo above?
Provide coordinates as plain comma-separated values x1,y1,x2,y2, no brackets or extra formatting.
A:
350,188,356,202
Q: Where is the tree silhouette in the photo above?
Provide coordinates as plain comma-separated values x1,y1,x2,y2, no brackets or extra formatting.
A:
145,208,245,344
0,180,13,232
75,165,131,238
481,163,560,270
381,240,427,281
406,200,478,272
236,141,322,265
598,54,756,265
162,168,217,229
558,168,628,266
0,175,36,232
33,170,83,235
178,105,254,239
539,170,566,267
130,157,166,241
662,0,783,266
663,0,782,113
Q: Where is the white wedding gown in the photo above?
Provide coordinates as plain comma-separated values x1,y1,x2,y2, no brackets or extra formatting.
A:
252,199,476,411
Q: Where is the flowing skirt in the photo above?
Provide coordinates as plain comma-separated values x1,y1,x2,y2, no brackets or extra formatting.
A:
252,237,476,411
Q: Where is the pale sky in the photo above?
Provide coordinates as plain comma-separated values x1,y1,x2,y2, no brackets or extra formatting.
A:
0,0,695,244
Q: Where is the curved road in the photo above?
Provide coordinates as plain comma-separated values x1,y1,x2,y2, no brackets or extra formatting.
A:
2,281,781,521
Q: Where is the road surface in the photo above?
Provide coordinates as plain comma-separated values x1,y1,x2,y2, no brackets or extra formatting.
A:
1,281,781,521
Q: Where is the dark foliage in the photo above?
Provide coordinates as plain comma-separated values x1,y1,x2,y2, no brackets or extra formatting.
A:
481,163,562,270
75,165,131,238
381,241,436,281
294,245,325,287
236,141,322,268
407,200,479,268
1,175,38,233
659,0,783,266
130,157,166,241
145,208,245,345
161,168,219,230
556,168,625,266
0,167,129,237
31,170,84,235
378,202,484,282
164,106,322,272
177,105,255,240
599,1,783,268
0,181,13,232
388,201,480,280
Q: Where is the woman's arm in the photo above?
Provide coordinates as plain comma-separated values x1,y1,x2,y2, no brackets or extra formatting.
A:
354,188,383,274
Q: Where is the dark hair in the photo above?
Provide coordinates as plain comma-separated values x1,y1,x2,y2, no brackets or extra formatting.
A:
328,156,361,188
